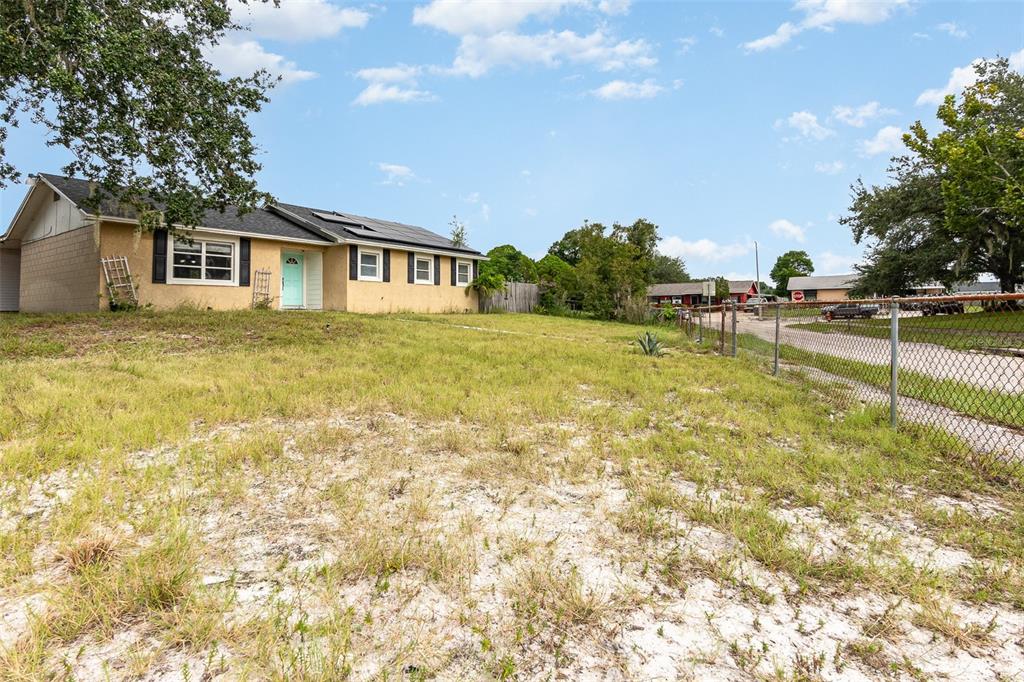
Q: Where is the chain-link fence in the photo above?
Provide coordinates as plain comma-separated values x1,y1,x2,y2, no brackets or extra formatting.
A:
685,294,1024,475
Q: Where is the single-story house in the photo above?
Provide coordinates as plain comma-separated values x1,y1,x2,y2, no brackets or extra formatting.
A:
952,281,1004,294
0,174,485,313
786,274,858,302
648,280,758,306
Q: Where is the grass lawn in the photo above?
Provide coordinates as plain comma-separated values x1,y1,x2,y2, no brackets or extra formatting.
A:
792,310,1024,351
1,310,1022,680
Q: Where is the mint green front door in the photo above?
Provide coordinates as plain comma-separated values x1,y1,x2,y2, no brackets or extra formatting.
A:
281,253,304,308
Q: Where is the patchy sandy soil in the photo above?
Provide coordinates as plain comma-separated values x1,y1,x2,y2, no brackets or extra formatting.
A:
2,412,1022,681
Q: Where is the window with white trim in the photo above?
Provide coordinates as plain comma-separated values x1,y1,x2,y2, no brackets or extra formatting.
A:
414,254,432,284
456,259,472,286
358,248,381,281
170,237,235,284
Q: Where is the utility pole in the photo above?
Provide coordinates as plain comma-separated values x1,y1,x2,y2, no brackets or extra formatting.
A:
754,241,760,295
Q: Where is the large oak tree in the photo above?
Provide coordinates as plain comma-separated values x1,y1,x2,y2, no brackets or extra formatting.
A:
844,58,1024,293
1,0,277,231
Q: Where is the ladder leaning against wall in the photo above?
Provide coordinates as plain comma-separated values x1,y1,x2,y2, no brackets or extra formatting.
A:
100,256,138,310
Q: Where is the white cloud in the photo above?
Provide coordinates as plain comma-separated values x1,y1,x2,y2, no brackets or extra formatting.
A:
744,0,911,52
936,21,968,39
677,36,697,54
776,111,834,140
447,29,656,77
204,37,316,83
598,0,631,15
912,32,930,40
916,49,1024,106
768,218,806,242
814,160,846,175
831,101,896,127
524,207,538,217
592,78,664,100
709,25,725,38
481,203,491,221
354,63,436,105
376,162,416,186
355,64,422,83
229,0,370,41
353,82,436,106
817,251,859,274
412,0,580,35
660,237,751,262
859,126,904,157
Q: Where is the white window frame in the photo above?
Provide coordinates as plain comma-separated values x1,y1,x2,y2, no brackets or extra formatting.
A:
357,246,382,282
455,258,472,286
167,233,238,286
414,253,433,285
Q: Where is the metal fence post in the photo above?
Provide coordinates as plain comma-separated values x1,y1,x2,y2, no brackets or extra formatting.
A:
889,298,899,428
773,304,781,376
731,301,738,357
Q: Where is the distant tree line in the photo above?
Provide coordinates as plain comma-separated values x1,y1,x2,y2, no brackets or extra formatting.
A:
471,219,691,321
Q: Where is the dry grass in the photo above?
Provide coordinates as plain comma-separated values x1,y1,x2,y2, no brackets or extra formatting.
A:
1,310,1022,680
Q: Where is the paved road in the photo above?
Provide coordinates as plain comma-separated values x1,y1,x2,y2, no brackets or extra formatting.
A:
735,315,1024,394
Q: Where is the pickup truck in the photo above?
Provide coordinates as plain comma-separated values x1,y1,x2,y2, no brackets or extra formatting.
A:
822,304,880,321
918,300,964,316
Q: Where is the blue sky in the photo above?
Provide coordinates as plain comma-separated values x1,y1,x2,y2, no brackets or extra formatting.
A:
2,0,1022,283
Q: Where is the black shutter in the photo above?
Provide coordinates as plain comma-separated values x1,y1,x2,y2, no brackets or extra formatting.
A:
152,229,167,283
383,249,391,282
433,255,441,285
238,238,251,286
349,245,358,281
472,260,478,280
450,256,457,286
407,252,414,283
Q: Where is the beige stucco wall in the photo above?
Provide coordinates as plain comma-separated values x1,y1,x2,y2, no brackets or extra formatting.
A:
19,224,101,312
98,222,332,311
815,288,851,302
346,246,479,313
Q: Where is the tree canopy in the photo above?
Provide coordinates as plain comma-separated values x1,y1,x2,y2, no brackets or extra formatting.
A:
770,250,814,297
480,244,538,283
1,0,276,232
843,57,1024,292
560,218,659,320
651,253,691,284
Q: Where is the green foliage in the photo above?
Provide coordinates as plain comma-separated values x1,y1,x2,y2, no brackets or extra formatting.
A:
547,227,591,266
635,331,665,356
467,270,506,301
714,276,731,302
449,215,468,248
770,251,814,298
535,253,579,314
0,0,276,233
480,245,538,283
844,57,1024,293
571,219,660,320
651,254,691,284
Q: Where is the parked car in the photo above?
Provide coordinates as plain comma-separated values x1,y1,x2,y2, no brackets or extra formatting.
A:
742,296,776,311
822,303,880,320
919,300,964,316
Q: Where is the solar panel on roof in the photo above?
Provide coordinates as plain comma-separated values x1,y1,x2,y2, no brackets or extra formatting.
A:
311,210,368,228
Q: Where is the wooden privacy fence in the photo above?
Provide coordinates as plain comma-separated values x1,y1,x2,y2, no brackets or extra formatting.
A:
481,282,540,313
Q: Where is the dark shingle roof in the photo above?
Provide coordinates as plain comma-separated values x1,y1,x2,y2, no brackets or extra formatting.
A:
39,174,332,243
38,174,482,255
273,202,482,255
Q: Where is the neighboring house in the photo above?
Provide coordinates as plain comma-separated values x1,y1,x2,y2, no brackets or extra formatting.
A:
786,274,858,302
952,281,1006,294
649,280,758,306
0,174,484,313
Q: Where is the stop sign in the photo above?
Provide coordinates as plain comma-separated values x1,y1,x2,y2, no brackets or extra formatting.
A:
792,291,805,302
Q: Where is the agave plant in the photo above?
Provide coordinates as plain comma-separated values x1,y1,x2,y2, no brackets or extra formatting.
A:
636,331,665,357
